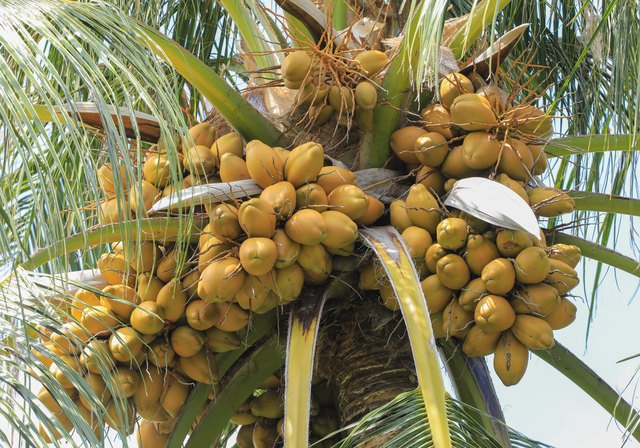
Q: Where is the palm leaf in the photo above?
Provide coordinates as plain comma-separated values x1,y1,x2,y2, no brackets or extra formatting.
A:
184,335,285,448
360,226,452,448
545,135,639,158
167,310,278,448
534,342,640,443
569,191,640,217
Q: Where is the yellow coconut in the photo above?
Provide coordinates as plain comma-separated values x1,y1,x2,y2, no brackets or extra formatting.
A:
109,366,140,398
130,301,165,335
245,140,284,188
282,50,312,82
160,373,190,418
104,399,136,434
211,132,243,164
548,244,581,268
251,390,284,419
481,258,516,295
435,254,470,290
497,138,534,182
239,237,278,276
476,84,509,112
495,229,534,257
414,132,449,167
136,273,165,302
450,93,498,131
284,142,324,188
99,197,130,224
198,236,232,272
545,259,580,295
421,103,454,139
379,284,400,311
137,419,170,447
260,181,297,221
184,145,216,175
404,184,441,234
214,302,250,332
424,243,449,274
80,305,120,337
444,178,458,193
219,153,251,182
544,297,577,330
415,165,447,197
436,217,469,250
297,244,332,284
528,188,576,217
147,338,176,369
80,339,116,374
327,184,370,220
100,284,140,321
461,132,501,169
206,328,242,352
274,264,305,303
308,104,334,126
108,326,142,363
505,104,552,139
98,252,135,286
179,349,218,384
156,279,188,322
390,126,427,164
354,81,377,109
442,299,474,339
295,183,329,211
440,145,484,179
129,180,160,215
354,50,388,76
185,300,220,331
401,226,433,260
474,294,516,333
390,199,413,233
316,166,356,195
321,210,358,250
458,278,488,312
235,274,272,311
510,315,555,350
463,234,500,276
495,173,529,204
71,289,101,322
355,194,385,226
462,325,502,357
439,73,474,108
271,229,301,269
421,274,454,313
298,83,327,107
238,198,277,238
528,144,548,175
494,331,529,386
98,163,127,196
188,122,217,147
209,203,242,240
143,155,175,188
514,246,550,284
358,262,386,290
156,247,186,283
512,283,561,317
284,209,328,245
132,367,165,414
198,257,245,303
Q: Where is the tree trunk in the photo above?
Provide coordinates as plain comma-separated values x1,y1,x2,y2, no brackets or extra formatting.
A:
315,298,417,428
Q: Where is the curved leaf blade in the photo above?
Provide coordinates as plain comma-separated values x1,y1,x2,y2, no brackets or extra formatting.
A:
534,342,640,443
360,226,451,448
545,135,639,158
569,191,640,217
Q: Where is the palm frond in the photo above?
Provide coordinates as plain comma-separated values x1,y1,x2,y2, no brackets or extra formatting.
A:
334,388,552,448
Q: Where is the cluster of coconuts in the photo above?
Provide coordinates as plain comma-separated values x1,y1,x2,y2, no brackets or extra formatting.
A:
35,120,386,445
233,376,338,448
361,71,582,386
194,138,384,313
32,237,243,444
389,71,576,216
280,49,389,130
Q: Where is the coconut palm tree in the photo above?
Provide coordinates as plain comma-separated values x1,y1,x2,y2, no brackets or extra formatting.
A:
1,0,639,447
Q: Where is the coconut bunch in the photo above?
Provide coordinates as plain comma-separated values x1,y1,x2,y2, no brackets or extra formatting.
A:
98,122,243,224
359,181,581,386
32,239,238,443
232,375,338,448
195,138,384,314
280,49,389,130
388,71,576,219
